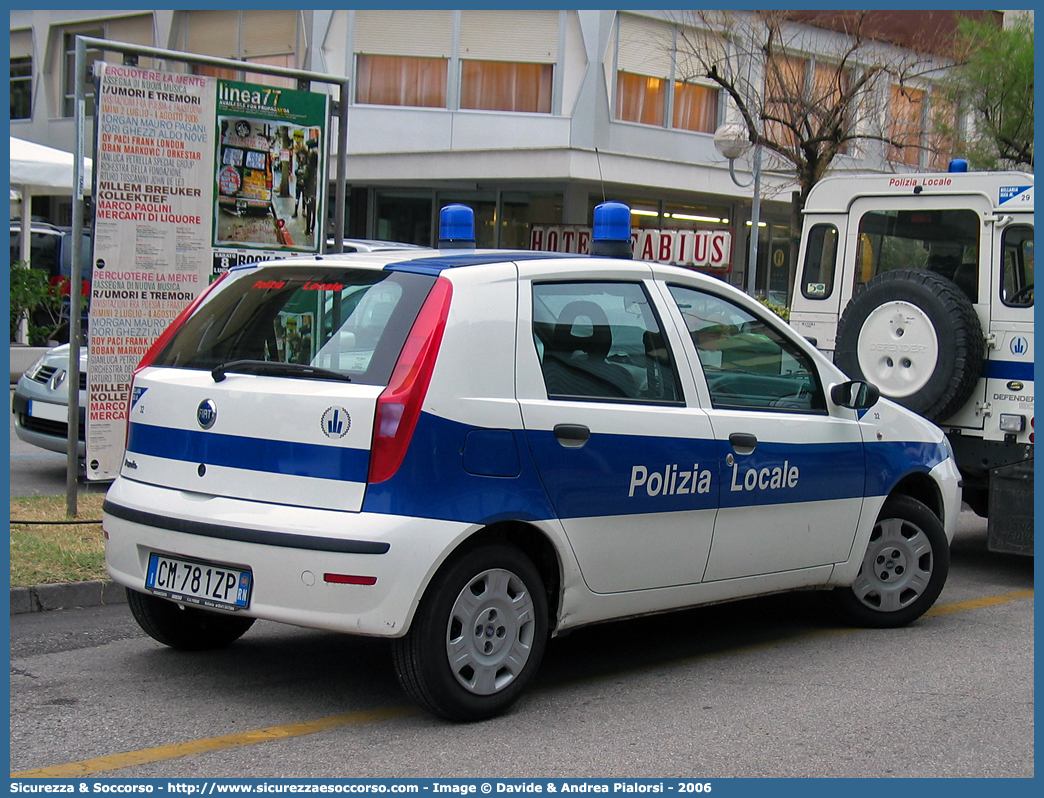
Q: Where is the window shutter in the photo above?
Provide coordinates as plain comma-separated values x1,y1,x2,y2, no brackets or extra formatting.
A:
673,27,727,85
242,10,296,58
354,10,454,59
186,10,240,59
617,14,673,78
105,15,154,47
10,29,32,59
459,10,558,63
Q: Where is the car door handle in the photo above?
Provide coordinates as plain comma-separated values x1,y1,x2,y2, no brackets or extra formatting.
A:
554,424,590,449
729,433,758,455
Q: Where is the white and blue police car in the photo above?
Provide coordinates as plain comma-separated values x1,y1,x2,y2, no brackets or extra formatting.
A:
104,203,962,721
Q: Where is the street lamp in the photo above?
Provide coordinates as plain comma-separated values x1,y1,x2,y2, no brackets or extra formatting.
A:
714,122,762,297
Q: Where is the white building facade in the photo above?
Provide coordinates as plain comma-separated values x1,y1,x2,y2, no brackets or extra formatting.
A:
10,9,987,300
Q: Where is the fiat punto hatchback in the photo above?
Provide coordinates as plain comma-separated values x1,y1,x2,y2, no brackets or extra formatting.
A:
104,205,961,721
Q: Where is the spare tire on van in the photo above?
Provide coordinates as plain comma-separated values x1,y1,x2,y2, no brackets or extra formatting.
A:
834,269,983,422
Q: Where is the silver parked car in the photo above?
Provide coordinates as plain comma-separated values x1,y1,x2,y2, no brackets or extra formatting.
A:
12,344,87,458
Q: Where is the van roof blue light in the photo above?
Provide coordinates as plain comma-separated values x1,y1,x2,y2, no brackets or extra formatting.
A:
948,158,969,173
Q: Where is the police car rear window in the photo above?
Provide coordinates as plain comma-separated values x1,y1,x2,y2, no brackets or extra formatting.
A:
150,267,437,386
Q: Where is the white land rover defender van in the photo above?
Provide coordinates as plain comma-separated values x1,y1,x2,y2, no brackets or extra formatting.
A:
791,163,1033,555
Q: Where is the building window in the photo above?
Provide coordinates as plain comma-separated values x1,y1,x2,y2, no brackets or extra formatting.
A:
616,72,666,126
460,61,552,113
927,95,959,170
502,191,562,249
60,17,154,117
672,80,718,133
374,189,434,246
63,29,103,117
186,10,297,89
356,55,447,108
11,56,32,119
888,85,926,166
764,54,852,154
615,15,723,134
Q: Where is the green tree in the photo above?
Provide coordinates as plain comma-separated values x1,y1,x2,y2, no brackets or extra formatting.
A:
938,16,1033,170
10,261,64,346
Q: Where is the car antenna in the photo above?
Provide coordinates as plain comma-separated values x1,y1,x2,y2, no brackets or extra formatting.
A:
594,147,606,202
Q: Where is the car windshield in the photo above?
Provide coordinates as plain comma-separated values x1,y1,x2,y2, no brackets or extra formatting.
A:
150,266,436,386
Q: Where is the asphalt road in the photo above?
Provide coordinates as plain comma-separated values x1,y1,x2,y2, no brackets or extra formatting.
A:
9,510,1034,779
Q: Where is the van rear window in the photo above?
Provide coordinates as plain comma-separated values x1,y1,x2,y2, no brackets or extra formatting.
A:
855,208,980,302
151,266,437,385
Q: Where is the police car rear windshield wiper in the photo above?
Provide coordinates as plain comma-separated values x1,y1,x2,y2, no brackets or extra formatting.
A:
211,360,353,383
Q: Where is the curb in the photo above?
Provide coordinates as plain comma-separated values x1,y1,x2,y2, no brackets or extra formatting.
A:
10,580,127,615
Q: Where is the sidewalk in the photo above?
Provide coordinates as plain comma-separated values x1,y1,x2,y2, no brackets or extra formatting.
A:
10,579,127,615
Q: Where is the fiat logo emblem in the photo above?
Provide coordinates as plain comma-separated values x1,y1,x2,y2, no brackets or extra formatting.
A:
197,399,217,430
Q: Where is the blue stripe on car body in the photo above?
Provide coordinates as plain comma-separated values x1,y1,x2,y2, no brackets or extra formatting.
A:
129,412,949,525
126,422,370,482
985,359,1034,381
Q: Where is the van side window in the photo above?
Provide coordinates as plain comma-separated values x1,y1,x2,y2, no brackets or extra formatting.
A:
800,224,839,299
533,282,682,404
667,285,826,413
855,208,980,302
1001,225,1034,307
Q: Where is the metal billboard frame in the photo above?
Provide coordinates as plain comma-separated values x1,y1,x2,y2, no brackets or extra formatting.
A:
67,36,350,514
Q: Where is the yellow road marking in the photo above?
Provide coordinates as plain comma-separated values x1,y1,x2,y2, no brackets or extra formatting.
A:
10,706,420,778
11,588,1032,778
923,589,1034,617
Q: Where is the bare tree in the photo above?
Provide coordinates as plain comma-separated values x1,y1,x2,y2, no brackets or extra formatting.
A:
671,10,963,300
675,10,953,208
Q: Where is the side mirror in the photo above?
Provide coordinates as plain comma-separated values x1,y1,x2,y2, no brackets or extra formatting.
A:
831,380,880,410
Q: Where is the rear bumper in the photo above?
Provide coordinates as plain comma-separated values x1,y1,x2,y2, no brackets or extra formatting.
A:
103,476,471,637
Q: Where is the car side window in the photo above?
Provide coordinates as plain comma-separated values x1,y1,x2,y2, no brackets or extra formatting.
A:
667,285,826,413
533,282,682,404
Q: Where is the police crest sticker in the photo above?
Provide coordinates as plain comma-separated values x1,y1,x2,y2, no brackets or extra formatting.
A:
321,407,351,439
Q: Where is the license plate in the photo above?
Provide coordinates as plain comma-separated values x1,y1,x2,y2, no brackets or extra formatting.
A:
145,553,252,610
28,400,66,423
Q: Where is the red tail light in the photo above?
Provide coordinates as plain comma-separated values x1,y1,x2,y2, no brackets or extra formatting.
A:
368,276,453,484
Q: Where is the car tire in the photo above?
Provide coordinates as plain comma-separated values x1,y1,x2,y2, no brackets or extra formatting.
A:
126,588,255,651
834,269,983,422
392,545,548,722
831,495,949,628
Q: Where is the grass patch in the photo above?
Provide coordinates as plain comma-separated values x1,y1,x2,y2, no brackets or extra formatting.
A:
10,494,108,587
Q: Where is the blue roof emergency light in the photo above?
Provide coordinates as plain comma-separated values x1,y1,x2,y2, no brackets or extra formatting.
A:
591,201,633,259
948,158,969,173
439,204,476,249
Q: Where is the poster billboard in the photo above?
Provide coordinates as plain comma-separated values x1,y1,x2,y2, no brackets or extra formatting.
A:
212,80,328,264
88,62,218,481
87,64,329,480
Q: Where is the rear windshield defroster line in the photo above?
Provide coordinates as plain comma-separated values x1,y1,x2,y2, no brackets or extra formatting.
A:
103,499,390,555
